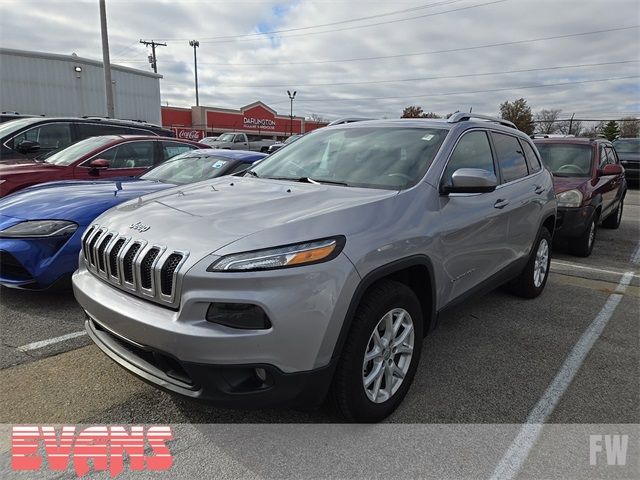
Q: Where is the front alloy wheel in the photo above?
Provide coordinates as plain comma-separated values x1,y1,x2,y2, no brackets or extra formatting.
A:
332,279,423,422
362,308,414,403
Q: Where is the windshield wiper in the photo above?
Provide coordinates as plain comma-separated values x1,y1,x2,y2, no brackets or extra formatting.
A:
245,170,259,178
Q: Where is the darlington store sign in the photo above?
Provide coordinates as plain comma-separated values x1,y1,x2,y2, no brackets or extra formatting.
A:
243,116,276,130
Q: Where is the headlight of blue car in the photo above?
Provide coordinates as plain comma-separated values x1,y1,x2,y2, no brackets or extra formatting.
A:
0,220,78,238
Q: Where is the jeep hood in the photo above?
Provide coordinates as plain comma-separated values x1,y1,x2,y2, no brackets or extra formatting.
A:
94,176,398,259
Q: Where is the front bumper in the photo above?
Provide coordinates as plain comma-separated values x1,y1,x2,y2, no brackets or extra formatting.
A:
73,253,361,406
554,205,595,238
0,229,84,289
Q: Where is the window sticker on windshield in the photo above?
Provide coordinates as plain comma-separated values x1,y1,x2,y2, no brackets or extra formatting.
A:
422,134,435,141
212,160,228,169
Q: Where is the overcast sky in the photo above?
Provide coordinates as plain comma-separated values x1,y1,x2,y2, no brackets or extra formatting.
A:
0,0,638,121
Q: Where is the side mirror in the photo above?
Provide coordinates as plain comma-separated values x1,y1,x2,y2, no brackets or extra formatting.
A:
89,159,109,170
442,168,498,194
599,164,623,176
17,140,41,154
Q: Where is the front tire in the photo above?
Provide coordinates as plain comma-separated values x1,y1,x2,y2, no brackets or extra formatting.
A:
331,280,423,422
511,227,551,298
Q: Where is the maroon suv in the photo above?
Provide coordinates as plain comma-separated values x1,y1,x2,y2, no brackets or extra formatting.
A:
0,135,206,197
534,137,626,256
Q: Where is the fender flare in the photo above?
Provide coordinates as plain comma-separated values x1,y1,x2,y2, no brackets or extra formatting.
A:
330,255,437,361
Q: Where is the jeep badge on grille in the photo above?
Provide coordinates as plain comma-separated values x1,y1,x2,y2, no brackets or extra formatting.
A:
129,221,151,233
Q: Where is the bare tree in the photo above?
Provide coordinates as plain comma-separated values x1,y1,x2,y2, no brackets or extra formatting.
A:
402,106,425,118
535,109,562,134
499,98,534,134
307,113,328,123
619,117,640,138
557,119,584,136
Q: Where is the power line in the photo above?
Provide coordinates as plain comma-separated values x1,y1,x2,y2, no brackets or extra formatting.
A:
153,0,469,41
276,75,640,103
214,60,640,88
198,0,506,44
193,25,639,66
139,39,167,73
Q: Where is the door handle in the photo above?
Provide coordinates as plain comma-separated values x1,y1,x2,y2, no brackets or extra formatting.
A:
534,185,545,194
494,199,509,209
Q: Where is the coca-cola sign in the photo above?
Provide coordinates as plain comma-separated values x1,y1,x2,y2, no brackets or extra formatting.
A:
172,128,204,140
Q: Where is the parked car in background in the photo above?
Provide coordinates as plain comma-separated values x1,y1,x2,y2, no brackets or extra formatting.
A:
0,117,173,162
613,137,639,181
534,137,626,257
208,132,276,152
0,135,205,197
200,136,219,146
73,114,556,422
267,134,303,154
0,149,266,290
0,112,38,123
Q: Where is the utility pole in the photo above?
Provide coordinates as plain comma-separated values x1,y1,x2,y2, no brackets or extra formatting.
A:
568,113,575,135
139,39,166,73
189,40,200,106
99,0,114,117
287,90,296,136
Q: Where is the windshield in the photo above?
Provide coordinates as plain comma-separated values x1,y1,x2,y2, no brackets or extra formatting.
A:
613,139,640,154
249,126,448,190
217,133,235,142
200,137,218,145
44,136,118,166
284,135,301,144
140,152,234,185
536,143,593,177
0,118,41,138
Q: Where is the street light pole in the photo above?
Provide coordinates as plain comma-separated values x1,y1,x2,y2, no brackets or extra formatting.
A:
287,90,296,136
189,40,200,106
99,0,114,118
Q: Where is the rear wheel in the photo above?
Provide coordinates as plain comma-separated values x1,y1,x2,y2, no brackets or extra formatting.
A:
511,227,551,298
602,198,623,229
331,280,423,422
569,215,597,257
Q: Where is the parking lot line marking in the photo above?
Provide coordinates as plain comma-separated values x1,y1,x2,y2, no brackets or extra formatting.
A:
550,260,640,278
631,242,640,265
17,331,87,352
488,271,635,480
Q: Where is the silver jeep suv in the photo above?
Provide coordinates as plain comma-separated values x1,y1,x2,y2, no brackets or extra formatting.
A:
73,114,556,422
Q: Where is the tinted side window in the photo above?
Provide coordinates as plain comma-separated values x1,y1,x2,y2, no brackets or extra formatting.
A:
228,162,251,174
605,146,618,165
521,140,542,173
442,131,495,187
97,141,156,168
12,123,72,150
492,132,529,183
598,146,610,168
162,141,197,161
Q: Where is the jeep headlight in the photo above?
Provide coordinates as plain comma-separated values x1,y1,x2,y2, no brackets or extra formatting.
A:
0,220,78,238
208,237,344,271
556,189,583,208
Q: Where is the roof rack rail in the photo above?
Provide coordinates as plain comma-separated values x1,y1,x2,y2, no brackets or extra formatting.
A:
447,112,516,129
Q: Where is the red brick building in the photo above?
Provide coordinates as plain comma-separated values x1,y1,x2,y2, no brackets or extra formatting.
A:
161,101,327,141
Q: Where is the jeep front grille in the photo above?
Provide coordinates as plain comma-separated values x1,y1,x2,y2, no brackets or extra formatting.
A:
81,225,188,306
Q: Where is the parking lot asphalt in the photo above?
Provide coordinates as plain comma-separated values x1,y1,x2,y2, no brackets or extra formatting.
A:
0,188,638,426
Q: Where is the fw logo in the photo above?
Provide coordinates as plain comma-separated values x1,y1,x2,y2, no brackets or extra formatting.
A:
589,434,628,466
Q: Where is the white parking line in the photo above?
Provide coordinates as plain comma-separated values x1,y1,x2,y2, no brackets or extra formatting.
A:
489,270,635,480
17,331,87,352
550,260,640,278
631,242,640,265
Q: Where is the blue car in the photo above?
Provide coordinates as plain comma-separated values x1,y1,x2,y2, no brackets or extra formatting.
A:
0,149,265,289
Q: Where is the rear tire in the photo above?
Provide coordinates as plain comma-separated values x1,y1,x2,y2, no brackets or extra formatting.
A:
331,280,423,422
602,198,623,229
569,215,597,257
510,227,551,298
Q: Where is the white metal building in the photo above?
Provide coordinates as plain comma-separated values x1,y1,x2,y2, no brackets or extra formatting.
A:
0,48,162,124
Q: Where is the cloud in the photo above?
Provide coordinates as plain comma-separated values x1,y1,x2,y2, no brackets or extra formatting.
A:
1,0,638,121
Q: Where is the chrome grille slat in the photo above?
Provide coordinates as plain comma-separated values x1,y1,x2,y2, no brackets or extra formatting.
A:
81,224,188,306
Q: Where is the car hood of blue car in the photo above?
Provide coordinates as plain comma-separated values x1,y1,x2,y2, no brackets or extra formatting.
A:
0,179,172,228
